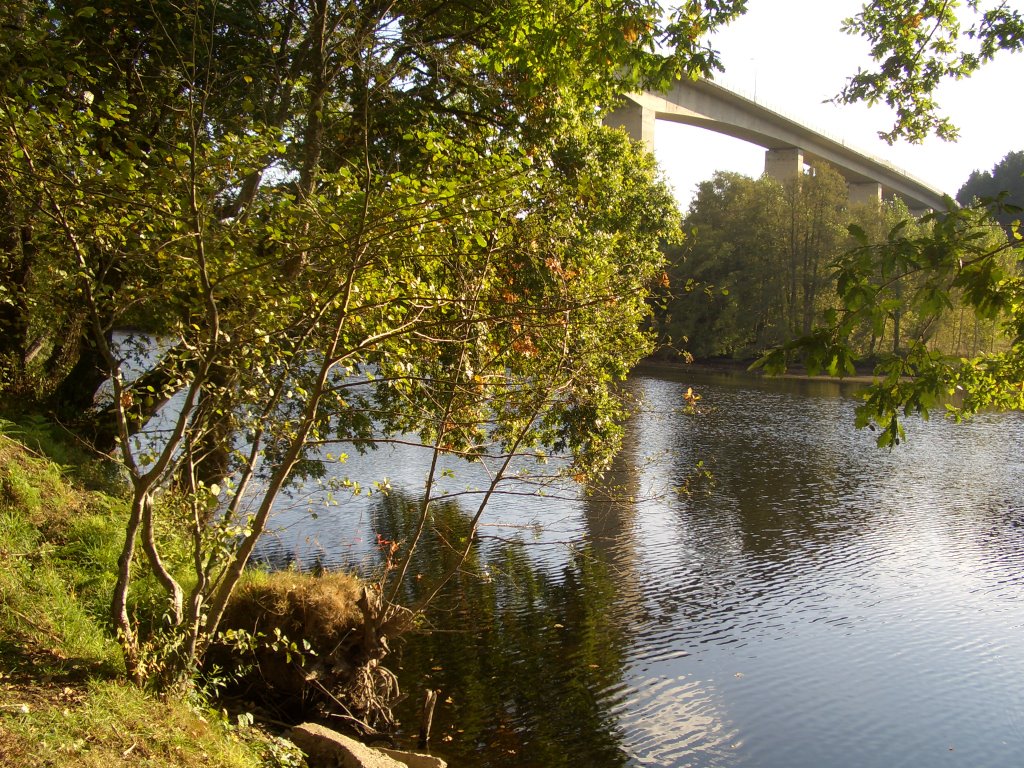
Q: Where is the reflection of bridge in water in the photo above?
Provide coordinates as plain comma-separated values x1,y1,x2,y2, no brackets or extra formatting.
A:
605,78,948,212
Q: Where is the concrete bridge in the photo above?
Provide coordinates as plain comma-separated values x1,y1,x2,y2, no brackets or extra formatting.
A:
605,78,948,212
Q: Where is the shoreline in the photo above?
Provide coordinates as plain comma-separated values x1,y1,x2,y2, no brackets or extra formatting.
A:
635,356,883,384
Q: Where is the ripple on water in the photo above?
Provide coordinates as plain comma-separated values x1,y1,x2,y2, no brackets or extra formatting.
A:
570,374,1024,767
612,674,742,767
253,371,1024,767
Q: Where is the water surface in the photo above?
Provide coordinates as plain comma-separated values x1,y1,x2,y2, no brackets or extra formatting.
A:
257,368,1024,767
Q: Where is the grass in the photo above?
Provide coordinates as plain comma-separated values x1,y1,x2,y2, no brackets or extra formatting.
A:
0,423,307,768
0,429,121,671
0,679,303,767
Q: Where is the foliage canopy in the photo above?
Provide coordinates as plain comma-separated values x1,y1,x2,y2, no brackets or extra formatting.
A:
957,150,1024,239
837,0,1024,142
757,200,1019,447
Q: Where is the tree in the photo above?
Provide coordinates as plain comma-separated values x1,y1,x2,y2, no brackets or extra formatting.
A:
784,164,850,337
660,172,788,358
842,197,935,357
757,202,1018,447
0,0,702,691
956,151,1024,240
655,164,868,359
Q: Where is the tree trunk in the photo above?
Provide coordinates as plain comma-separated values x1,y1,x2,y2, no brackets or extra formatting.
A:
48,330,110,421
0,190,32,385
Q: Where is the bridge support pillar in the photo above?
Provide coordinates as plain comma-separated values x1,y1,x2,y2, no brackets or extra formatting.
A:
764,147,804,182
603,99,655,150
848,181,883,206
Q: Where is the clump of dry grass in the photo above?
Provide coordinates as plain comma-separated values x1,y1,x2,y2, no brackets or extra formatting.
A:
224,570,365,650
213,569,401,733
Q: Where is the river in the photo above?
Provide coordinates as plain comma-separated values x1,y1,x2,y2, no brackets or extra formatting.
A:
254,366,1024,767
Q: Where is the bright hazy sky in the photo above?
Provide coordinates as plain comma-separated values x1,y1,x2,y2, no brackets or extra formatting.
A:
653,0,1024,209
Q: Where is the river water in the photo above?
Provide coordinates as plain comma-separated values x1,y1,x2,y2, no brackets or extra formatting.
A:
254,366,1024,767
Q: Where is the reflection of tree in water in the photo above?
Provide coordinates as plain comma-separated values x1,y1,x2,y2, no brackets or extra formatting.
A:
656,377,874,560
578,385,652,630
369,491,629,768
582,378,648,568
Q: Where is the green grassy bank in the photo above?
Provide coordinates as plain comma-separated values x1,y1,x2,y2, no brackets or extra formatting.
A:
0,421,305,768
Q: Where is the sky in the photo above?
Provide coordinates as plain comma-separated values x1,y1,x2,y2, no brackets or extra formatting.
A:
653,0,1024,209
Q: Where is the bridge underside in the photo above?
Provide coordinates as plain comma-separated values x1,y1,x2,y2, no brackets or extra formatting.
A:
604,81,947,212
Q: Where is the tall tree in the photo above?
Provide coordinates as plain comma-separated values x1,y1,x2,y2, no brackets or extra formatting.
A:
956,151,1024,240
0,0,711,689
788,165,849,336
656,164,854,359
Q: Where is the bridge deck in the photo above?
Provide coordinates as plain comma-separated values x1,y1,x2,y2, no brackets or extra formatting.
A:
606,79,948,212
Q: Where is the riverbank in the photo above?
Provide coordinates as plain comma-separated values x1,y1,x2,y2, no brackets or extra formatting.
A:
0,418,453,767
0,423,307,767
637,354,884,384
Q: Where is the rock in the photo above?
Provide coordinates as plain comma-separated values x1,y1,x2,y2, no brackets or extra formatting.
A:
290,723,406,768
288,723,448,768
379,746,448,768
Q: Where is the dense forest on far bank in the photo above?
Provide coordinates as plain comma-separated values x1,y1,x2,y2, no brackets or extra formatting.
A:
651,161,1018,363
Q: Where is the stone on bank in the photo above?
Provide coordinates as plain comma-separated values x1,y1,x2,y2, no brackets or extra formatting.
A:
290,722,448,768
